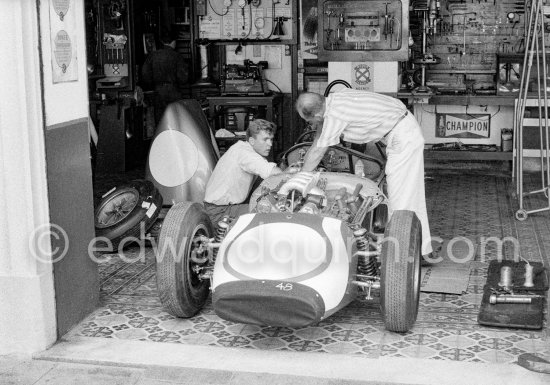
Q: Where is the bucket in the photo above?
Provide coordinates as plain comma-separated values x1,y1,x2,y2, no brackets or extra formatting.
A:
501,129,513,152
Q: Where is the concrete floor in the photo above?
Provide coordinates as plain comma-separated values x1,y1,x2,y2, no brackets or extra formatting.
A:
1,352,412,385
1,337,548,385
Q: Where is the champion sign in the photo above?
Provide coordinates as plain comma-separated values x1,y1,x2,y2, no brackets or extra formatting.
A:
435,113,491,139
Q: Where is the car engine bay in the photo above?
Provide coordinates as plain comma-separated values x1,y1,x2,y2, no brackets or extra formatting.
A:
250,171,386,227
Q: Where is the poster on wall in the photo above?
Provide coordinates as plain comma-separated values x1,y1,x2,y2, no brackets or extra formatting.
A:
300,0,318,59
350,62,374,91
222,9,236,38
199,16,222,39
435,113,491,138
50,0,78,83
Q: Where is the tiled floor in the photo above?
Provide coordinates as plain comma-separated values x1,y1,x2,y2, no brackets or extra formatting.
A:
73,170,550,364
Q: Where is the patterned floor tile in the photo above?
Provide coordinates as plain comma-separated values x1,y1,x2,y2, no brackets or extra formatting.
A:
323,341,363,354
250,337,287,350
77,172,550,363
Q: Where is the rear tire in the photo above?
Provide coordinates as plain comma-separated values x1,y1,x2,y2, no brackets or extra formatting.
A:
156,202,213,317
380,210,421,332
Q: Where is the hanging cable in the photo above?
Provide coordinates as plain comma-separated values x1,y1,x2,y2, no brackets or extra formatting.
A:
244,2,253,38
207,0,229,17
465,105,501,120
264,0,277,39
265,79,282,93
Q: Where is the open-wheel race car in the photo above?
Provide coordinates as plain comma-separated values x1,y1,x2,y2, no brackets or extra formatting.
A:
154,113,422,332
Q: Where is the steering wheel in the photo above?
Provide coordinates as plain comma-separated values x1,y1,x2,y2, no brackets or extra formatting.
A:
296,130,317,144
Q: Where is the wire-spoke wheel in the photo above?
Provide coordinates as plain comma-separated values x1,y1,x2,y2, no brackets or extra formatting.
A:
94,180,163,250
95,189,139,228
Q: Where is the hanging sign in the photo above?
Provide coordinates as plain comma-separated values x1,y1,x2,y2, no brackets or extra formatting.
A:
435,113,491,138
199,16,221,39
50,0,78,83
52,0,70,21
222,9,235,38
53,30,72,74
300,0,319,59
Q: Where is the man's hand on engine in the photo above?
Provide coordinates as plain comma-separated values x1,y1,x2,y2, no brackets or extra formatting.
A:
285,161,303,174
278,171,320,196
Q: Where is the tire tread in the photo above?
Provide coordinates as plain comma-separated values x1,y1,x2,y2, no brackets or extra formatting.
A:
381,210,421,332
157,202,211,317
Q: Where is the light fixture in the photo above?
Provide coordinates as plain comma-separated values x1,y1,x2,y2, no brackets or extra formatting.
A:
234,42,243,54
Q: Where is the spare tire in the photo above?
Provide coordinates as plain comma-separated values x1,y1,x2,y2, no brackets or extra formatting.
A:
95,180,163,250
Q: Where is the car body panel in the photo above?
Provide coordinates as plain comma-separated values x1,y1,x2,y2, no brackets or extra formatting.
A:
212,212,359,326
145,100,219,205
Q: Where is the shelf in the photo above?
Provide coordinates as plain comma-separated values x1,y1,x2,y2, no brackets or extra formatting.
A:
428,69,495,74
523,118,550,126
424,150,513,161
399,93,518,106
196,38,287,45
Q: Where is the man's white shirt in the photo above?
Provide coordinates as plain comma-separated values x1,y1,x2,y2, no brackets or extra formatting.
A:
204,140,276,205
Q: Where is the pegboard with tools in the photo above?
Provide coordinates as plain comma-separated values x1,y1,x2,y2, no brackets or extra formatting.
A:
197,0,294,41
408,0,530,94
317,0,410,61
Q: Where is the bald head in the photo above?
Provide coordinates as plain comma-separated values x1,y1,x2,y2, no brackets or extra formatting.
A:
295,92,326,122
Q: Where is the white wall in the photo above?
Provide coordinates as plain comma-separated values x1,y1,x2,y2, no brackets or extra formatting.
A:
40,0,90,125
225,44,292,93
0,0,57,355
0,0,91,354
328,62,400,94
414,104,514,146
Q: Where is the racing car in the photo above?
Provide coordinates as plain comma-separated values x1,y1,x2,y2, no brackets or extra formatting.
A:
151,101,422,333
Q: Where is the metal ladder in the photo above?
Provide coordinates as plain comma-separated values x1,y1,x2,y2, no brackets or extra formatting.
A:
513,0,550,221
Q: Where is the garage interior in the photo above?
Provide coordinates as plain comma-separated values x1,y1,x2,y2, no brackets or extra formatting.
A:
76,171,548,365
36,0,550,379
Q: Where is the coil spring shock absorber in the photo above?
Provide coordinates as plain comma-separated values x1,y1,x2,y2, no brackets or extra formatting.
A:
353,228,378,276
212,217,230,261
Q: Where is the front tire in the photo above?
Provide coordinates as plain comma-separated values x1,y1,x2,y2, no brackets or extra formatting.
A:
380,210,421,332
156,202,213,317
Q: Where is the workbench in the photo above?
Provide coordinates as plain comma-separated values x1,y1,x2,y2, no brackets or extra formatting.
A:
399,92,517,162
207,94,284,155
